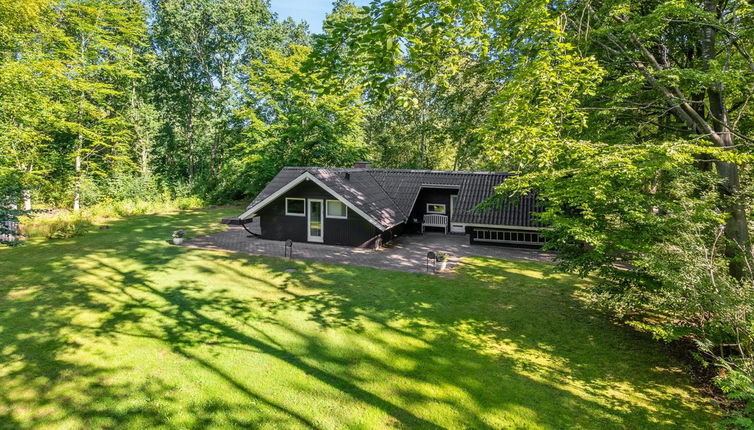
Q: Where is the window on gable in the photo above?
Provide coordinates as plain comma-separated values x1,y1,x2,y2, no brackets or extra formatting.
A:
326,199,347,218
426,203,446,214
285,198,305,216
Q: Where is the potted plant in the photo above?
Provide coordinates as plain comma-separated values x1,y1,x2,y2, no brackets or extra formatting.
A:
172,229,186,245
435,251,449,271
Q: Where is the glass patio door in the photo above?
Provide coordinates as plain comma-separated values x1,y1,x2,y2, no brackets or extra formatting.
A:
307,199,324,242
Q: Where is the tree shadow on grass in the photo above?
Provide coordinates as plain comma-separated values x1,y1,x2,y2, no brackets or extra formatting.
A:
0,209,720,428
0,209,241,428
232,256,719,428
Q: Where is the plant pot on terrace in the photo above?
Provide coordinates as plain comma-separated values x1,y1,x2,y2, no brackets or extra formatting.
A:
435,252,449,271
172,229,185,245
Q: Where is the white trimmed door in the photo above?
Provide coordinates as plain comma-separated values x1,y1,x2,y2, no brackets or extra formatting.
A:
307,199,324,242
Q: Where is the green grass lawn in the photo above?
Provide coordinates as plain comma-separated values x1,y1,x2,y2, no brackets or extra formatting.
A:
0,207,720,429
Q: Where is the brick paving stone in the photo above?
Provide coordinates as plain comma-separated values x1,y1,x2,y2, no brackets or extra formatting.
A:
185,226,555,274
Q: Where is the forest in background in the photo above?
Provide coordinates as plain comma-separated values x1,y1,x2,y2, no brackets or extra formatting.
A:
2,0,754,425
1,0,485,212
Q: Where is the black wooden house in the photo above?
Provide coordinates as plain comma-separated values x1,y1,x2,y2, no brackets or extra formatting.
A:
230,163,544,248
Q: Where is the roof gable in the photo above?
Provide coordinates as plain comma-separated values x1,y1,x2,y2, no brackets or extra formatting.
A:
239,169,401,230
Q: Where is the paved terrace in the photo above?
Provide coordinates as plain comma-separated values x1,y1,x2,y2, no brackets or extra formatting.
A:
186,225,554,274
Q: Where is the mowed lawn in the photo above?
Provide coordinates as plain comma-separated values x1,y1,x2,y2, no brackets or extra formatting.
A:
0,208,720,429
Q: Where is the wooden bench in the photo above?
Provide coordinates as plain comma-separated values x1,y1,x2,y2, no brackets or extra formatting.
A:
422,214,448,234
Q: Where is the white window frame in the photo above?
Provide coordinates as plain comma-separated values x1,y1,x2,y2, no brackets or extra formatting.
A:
325,199,348,219
307,199,324,242
285,197,306,216
426,203,446,214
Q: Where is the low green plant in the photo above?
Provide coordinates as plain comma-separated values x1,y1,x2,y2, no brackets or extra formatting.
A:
716,362,754,429
20,196,206,240
23,211,94,239
174,196,204,210
106,174,160,202
112,199,154,217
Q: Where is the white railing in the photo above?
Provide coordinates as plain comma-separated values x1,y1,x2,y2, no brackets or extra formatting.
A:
422,214,448,234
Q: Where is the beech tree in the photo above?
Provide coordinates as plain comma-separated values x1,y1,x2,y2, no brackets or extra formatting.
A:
238,45,368,193
55,0,146,210
148,0,306,185
0,0,61,210
566,0,754,278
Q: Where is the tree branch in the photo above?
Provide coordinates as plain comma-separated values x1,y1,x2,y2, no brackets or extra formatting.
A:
610,15,724,146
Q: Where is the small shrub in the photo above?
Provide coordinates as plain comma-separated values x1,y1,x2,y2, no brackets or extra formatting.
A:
112,199,153,217
107,174,159,202
51,216,92,239
78,176,103,207
716,365,754,429
172,181,195,199
112,200,134,217
23,211,94,239
175,196,204,210
87,201,118,219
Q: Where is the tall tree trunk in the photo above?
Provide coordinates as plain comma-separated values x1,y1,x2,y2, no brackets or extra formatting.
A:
73,95,83,211
74,36,87,212
131,83,150,178
211,127,218,175
710,90,749,278
74,93,84,211
73,150,82,211
702,0,750,278
140,143,149,177
22,164,32,210
419,106,425,169
186,91,195,181
419,130,425,169
716,159,749,278
23,189,31,211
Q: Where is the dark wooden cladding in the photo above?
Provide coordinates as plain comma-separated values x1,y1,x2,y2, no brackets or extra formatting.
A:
407,187,458,232
257,180,382,247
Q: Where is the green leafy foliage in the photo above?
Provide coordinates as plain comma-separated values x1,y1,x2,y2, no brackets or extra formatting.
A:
237,44,369,193
148,0,308,194
716,363,754,429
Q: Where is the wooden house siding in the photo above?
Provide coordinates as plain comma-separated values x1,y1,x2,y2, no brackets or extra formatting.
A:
257,181,382,247
407,187,458,231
